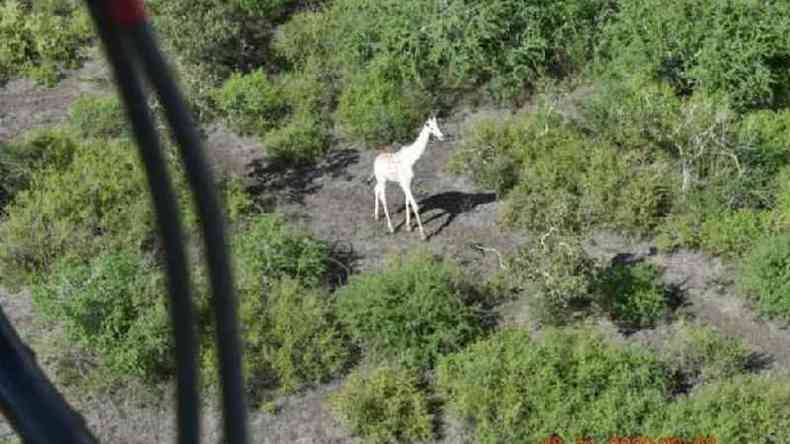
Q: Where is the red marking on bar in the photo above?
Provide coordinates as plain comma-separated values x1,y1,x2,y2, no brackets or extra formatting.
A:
109,0,147,26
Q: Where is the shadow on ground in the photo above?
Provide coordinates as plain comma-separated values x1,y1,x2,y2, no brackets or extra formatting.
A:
247,148,360,207
394,191,497,240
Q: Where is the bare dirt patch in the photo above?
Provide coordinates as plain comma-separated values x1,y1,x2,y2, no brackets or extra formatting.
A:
0,50,110,144
586,233,790,375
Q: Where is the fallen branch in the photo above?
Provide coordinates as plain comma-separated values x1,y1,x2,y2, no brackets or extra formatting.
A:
470,243,508,271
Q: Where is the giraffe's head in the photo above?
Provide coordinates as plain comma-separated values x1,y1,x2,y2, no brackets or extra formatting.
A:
424,115,445,141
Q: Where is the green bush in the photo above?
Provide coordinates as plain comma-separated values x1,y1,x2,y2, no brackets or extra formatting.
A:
698,209,773,257
238,0,321,20
67,94,128,139
203,217,343,397
648,375,790,442
656,212,703,253
738,109,790,175
275,0,613,102
598,0,790,109
232,214,329,293
581,75,681,151
328,366,433,444
0,0,91,85
0,136,156,287
262,111,331,164
1,129,79,210
148,0,259,79
219,175,255,224
447,114,526,196
595,262,671,329
452,107,670,234
147,0,283,120
213,69,288,136
32,248,172,379
335,56,429,145
212,278,352,397
437,328,672,443
663,323,751,387
736,233,790,322
334,252,485,369
507,233,596,325
278,67,334,116
774,166,790,231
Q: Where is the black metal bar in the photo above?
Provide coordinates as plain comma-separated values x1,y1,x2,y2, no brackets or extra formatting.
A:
80,2,201,443
126,23,249,444
0,308,98,444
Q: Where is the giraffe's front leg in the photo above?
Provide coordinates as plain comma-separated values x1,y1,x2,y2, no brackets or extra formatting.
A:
381,188,394,233
406,191,426,241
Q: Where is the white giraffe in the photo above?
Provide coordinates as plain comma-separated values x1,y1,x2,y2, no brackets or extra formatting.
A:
371,116,445,240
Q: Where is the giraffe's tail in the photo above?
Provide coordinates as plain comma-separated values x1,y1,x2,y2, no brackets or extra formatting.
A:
364,174,375,184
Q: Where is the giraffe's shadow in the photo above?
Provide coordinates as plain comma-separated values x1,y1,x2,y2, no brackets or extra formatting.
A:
394,191,497,239
246,149,359,208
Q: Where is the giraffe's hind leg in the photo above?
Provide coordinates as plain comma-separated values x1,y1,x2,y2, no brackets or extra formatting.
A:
375,183,394,233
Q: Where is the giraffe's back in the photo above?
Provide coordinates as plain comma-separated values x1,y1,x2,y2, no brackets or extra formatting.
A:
374,152,401,182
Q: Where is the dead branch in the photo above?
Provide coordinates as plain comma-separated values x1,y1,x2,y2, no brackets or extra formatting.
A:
470,243,508,271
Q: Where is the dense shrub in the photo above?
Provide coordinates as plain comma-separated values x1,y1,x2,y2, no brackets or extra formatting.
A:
0,0,91,85
452,107,671,233
238,0,308,18
232,214,328,293
648,375,790,442
67,94,128,139
146,0,281,120
447,113,526,196
697,209,773,257
277,67,334,116
585,79,755,198
213,69,288,136
334,252,485,369
208,278,352,397
595,262,671,329
774,166,790,230
598,0,790,109
437,328,673,443
335,56,429,145
32,249,172,379
736,233,790,322
148,0,260,79
657,205,775,258
0,136,155,287
213,68,331,163
262,111,331,164
507,233,596,325
203,218,344,397
583,75,785,251
0,129,78,211
219,175,255,224
275,0,613,102
738,109,790,176
663,323,752,387
328,366,433,444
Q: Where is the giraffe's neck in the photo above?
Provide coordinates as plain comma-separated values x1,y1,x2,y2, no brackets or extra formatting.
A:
398,126,431,168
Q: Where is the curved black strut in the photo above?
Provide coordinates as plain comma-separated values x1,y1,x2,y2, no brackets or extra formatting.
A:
0,1,248,443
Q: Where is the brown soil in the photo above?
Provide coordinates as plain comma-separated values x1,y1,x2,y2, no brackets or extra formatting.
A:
2,54,789,443
0,49,110,144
